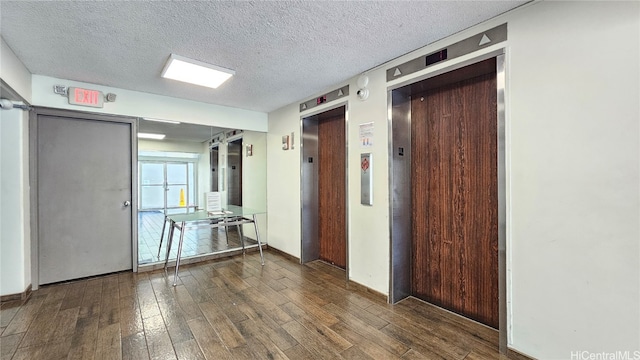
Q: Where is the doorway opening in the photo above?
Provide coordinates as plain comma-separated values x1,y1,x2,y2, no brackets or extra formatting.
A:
139,160,196,212
30,109,136,286
301,105,348,271
135,122,265,269
138,157,197,264
389,55,506,337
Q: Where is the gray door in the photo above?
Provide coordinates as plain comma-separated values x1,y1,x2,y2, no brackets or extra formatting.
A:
37,114,133,284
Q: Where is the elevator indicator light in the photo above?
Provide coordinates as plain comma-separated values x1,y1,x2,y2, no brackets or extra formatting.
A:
426,49,447,66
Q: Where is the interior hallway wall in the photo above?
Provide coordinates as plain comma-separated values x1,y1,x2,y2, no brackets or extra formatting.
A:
506,2,639,357
267,105,302,257
0,37,32,297
267,1,640,358
241,131,268,241
31,75,267,132
0,109,31,296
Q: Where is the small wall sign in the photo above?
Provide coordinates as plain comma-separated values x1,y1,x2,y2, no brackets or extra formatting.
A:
68,87,104,108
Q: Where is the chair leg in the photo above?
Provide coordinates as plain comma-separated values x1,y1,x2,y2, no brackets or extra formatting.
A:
253,214,265,265
224,217,229,246
173,222,186,286
164,221,175,270
157,215,168,259
237,223,245,253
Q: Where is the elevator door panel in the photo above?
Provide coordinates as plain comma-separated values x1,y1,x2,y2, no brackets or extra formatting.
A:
227,139,242,206
318,108,346,268
211,146,219,191
411,61,498,328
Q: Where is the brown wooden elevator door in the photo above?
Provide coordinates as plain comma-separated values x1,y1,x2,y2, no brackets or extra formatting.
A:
411,59,499,328
318,107,346,268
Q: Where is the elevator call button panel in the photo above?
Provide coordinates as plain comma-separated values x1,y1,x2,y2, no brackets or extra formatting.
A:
361,153,373,206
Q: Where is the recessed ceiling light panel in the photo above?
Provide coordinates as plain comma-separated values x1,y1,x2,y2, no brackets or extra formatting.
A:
142,117,181,124
137,132,166,140
161,54,234,89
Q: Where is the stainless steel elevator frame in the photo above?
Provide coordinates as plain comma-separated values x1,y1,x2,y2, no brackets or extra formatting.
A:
301,115,319,263
300,103,349,282
388,52,507,353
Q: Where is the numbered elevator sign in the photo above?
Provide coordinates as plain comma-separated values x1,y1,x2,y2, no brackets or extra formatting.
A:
361,153,373,205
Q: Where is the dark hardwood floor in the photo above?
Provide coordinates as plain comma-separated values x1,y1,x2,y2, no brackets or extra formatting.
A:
0,249,512,360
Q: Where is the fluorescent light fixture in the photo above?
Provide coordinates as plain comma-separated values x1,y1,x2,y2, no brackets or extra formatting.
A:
137,133,166,140
161,54,235,89
143,117,181,125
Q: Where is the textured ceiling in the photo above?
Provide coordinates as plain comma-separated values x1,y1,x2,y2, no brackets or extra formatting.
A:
0,1,527,113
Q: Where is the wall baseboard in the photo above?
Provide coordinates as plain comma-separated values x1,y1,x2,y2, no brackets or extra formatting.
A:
508,347,536,360
0,284,32,303
347,279,388,304
264,247,388,303
266,246,300,263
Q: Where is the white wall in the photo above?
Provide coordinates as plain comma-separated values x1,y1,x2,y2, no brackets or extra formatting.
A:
266,105,302,257
31,75,267,132
241,131,268,241
0,109,31,296
267,79,391,291
0,37,32,297
267,1,640,358
346,69,391,292
506,2,639,358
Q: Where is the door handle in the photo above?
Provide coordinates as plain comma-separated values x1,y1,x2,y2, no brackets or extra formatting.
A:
123,200,131,207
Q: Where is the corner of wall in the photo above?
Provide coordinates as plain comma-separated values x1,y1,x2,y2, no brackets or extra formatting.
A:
0,108,31,297
0,36,32,103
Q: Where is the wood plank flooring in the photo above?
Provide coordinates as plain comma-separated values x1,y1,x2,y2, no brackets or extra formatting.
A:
1,250,513,360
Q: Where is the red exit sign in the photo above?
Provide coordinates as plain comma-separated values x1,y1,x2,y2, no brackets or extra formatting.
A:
68,87,104,108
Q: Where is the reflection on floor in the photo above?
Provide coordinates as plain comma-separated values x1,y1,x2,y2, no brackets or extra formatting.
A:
137,210,257,265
